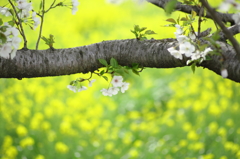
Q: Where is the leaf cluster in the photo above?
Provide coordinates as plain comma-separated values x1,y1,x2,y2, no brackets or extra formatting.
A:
98,58,143,81
41,34,55,48
0,19,15,45
131,25,156,41
0,19,7,45
166,10,199,27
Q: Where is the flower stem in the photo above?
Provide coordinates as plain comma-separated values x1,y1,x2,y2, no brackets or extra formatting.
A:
8,0,28,49
36,0,45,50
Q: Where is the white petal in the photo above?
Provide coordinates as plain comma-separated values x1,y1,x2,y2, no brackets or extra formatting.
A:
221,69,228,78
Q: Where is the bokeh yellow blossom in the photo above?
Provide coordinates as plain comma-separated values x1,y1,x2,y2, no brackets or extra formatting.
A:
35,154,45,159
55,142,69,154
20,137,35,148
16,125,28,137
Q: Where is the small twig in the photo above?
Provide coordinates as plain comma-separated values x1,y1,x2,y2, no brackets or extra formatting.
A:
138,67,144,72
36,0,45,50
8,0,28,49
190,24,197,38
197,6,204,38
87,72,93,81
200,0,240,60
45,0,59,13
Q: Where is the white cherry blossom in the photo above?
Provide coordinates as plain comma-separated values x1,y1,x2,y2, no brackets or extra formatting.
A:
179,42,195,57
111,76,123,87
176,35,189,43
89,79,96,87
67,85,87,92
16,0,28,9
0,7,11,16
221,69,228,78
121,82,129,93
0,43,12,58
167,47,183,60
109,87,119,95
72,0,80,15
5,27,19,37
101,88,113,96
11,36,22,49
174,24,183,36
33,16,41,29
106,0,124,5
232,13,240,24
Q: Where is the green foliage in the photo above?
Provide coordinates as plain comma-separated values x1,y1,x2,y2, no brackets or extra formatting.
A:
164,0,178,14
97,58,142,81
131,25,156,41
41,34,55,48
0,18,7,44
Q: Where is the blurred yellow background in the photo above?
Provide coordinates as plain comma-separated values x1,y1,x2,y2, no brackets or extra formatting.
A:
1,0,240,159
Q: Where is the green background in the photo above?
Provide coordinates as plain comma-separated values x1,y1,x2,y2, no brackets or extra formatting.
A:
1,0,240,159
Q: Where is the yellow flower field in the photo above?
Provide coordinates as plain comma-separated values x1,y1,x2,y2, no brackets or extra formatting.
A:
1,0,240,159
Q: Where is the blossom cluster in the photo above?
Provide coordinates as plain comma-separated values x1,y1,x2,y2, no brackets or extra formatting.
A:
167,24,212,65
71,0,80,15
106,0,124,5
101,76,129,96
15,0,40,28
67,79,96,93
0,23,21,59
0,0,41,59
219,0,240,12
219,0,240,25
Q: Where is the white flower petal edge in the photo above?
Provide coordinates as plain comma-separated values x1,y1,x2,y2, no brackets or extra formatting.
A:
221,69,228,78
111,76,123,87
121,82,129,93
89,79,96,87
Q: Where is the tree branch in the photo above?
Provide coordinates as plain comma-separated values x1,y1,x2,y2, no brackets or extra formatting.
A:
200,0,240,60
218,24,240,41
146,0,235,24
0,39,239,82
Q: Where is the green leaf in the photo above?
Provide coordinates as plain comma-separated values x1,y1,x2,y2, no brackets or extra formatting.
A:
8,20,14,26
205,56,212,60
139,27,147,32
131,30,138,39
144,30,156,35
39,1,43,10
114,69,124,75
102,76,108,81
180,17,188,21
0,32,7,44
132,63,139,69
98,59,108,66
132,69,140,76
164,0,177,14
140,37,147,41
123,68,129,74
191,10,197,19
166,18,177,24
212,31,220,41
41,36,47,42
0,26,8,32
0,19,3,26
191,63,196,73
177,16,180,24
130,30,136,34
134,25,141,32
100,70,105,75
110,58,118,67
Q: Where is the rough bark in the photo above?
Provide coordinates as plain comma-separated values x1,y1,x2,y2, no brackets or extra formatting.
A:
1,39,240,82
